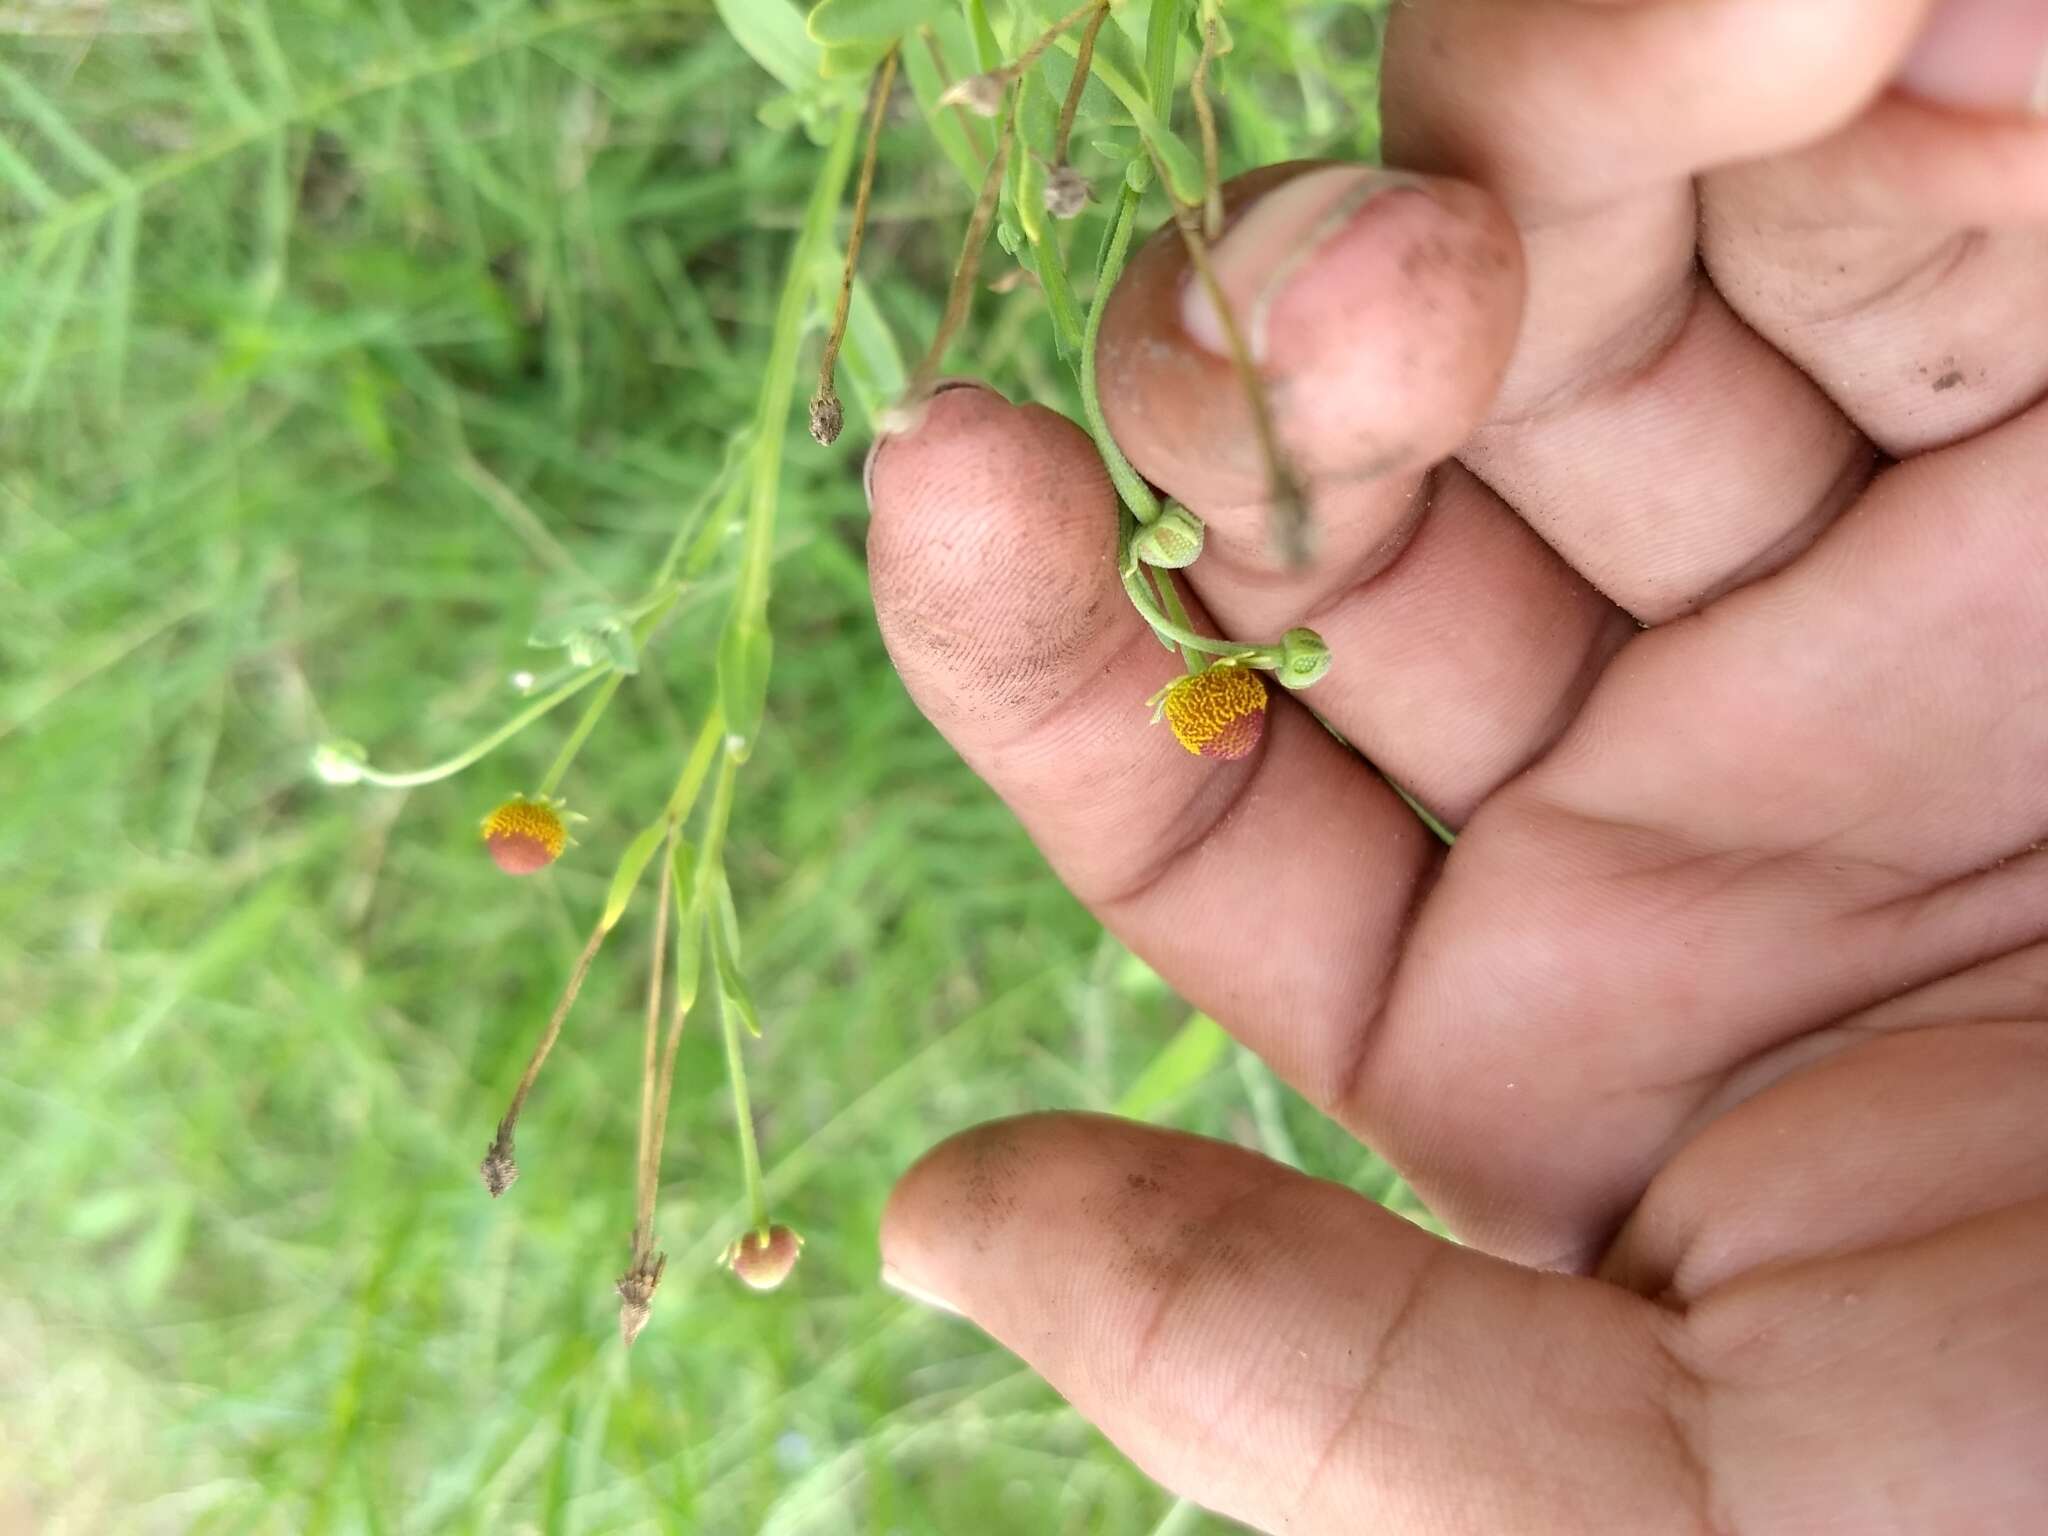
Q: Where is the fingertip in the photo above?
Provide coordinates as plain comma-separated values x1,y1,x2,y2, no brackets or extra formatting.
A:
863,386,1124,743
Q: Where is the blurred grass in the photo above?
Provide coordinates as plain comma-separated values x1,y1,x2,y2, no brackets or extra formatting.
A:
0,2,1410,1531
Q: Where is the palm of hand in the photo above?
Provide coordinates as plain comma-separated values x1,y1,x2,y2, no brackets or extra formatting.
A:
866,7,2048,1531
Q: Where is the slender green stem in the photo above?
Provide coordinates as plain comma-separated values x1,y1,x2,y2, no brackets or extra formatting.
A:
631,823,679,1260
352,666,608,788
662,708,725,826
1080,189,1160,523
536,670,623,798
720,969,769,1236
1150,567,1203,674
1120,563,1262,659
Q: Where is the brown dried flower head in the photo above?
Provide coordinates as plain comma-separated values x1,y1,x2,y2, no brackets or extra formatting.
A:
939,71,1005,117
808,389,844,447
616,1252,667,1346
1043,164,1090,220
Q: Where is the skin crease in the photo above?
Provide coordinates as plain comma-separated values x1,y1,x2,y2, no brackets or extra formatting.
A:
865,2,2048,1531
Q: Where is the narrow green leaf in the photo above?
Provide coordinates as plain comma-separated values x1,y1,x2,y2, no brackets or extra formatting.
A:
806,0,949,46
715,0,822,91
601,821,668,933
1143,0,1187,110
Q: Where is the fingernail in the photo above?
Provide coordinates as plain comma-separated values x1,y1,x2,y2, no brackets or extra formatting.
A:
863,378,1004,509
1179,165,1422,364
1897,0,2048,116
880,1262,964,1317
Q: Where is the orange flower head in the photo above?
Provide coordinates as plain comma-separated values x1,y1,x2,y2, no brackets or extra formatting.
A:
722,1224,804,1292
1159,666,1267,761
480,796,568,876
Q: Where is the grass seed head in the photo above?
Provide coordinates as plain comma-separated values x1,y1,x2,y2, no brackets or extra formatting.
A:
722,1224,803,1291
1159,666,1267,761
481,795,569,876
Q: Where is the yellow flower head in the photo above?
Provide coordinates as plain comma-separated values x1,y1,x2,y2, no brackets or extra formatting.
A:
480,796,568,876
1160,666,1268,761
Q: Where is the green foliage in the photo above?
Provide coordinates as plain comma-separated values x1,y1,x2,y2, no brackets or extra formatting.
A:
0,0,1399,1529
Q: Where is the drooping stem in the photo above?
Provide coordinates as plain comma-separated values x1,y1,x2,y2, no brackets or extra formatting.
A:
1079,188,1160,523
1150,567,1204,674
482,916,608,1184
1150,141,1310,565
1052,1,1110,166
536,670,623,798
1120,562,1262,659
720,967,770,1236
1190,15,1225,240
630,824,678,1261
899,92,1017,409
812,46,899,444
351,665,609,788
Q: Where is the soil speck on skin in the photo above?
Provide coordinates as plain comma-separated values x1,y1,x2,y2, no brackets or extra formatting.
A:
1933,370,1964,392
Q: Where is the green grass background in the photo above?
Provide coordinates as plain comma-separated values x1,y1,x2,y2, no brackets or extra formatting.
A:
0,3,1414,1530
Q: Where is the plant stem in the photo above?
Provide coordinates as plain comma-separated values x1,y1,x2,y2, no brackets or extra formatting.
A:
631,823,678,1261
353,665,609,788
1120,562,1261,658
1080,188,1160,522
1191,14,1225,240
535,670,623,798
1052,1,1110,166
1150,141,1310,565
485,916,608,1166
899,91,1016,408
663,706,726,825
813,46,898,440
1150,567,1203,674
720,957,769,1236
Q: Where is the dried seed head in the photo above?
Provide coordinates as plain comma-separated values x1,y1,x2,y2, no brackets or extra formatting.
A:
1159,666,1268,761
479,1140,519,1198
722,1224,803,1292
808,389,844,447
939,71,1005,117
1275,627,1333,690
481,795,569,876
616,1251,666,1346
1132,504,1205,570
1043,164,1090,220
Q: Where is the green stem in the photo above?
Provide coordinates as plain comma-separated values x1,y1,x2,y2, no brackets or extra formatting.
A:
352,666,608,788
1150,567,1203,674
720,967,770,1236
536,670,623,798
663,707,726,825
1081,189,1160,523
1120,562,1262,659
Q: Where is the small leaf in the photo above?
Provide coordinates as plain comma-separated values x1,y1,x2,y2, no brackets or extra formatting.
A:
1114,1012,1228,1123
716,0,821,91
805,0,948,46
717,616,773,763
819,39,891,78
602,821,668,933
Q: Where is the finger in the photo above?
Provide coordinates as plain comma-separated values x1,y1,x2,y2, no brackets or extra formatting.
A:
1098,166,1631,823
1700,129,2048,458
1382,0,1895,621
1359,400,2048,1267
879,1114,1703,1535
865,384,1436,1105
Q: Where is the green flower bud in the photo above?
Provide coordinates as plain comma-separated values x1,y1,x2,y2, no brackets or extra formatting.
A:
1132,504,1206,570
1274,627,1332,690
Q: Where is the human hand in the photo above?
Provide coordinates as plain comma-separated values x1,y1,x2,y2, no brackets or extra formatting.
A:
864,2,2048,1530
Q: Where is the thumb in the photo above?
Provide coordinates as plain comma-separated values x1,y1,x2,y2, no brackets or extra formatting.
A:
878,1113,1703,1534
